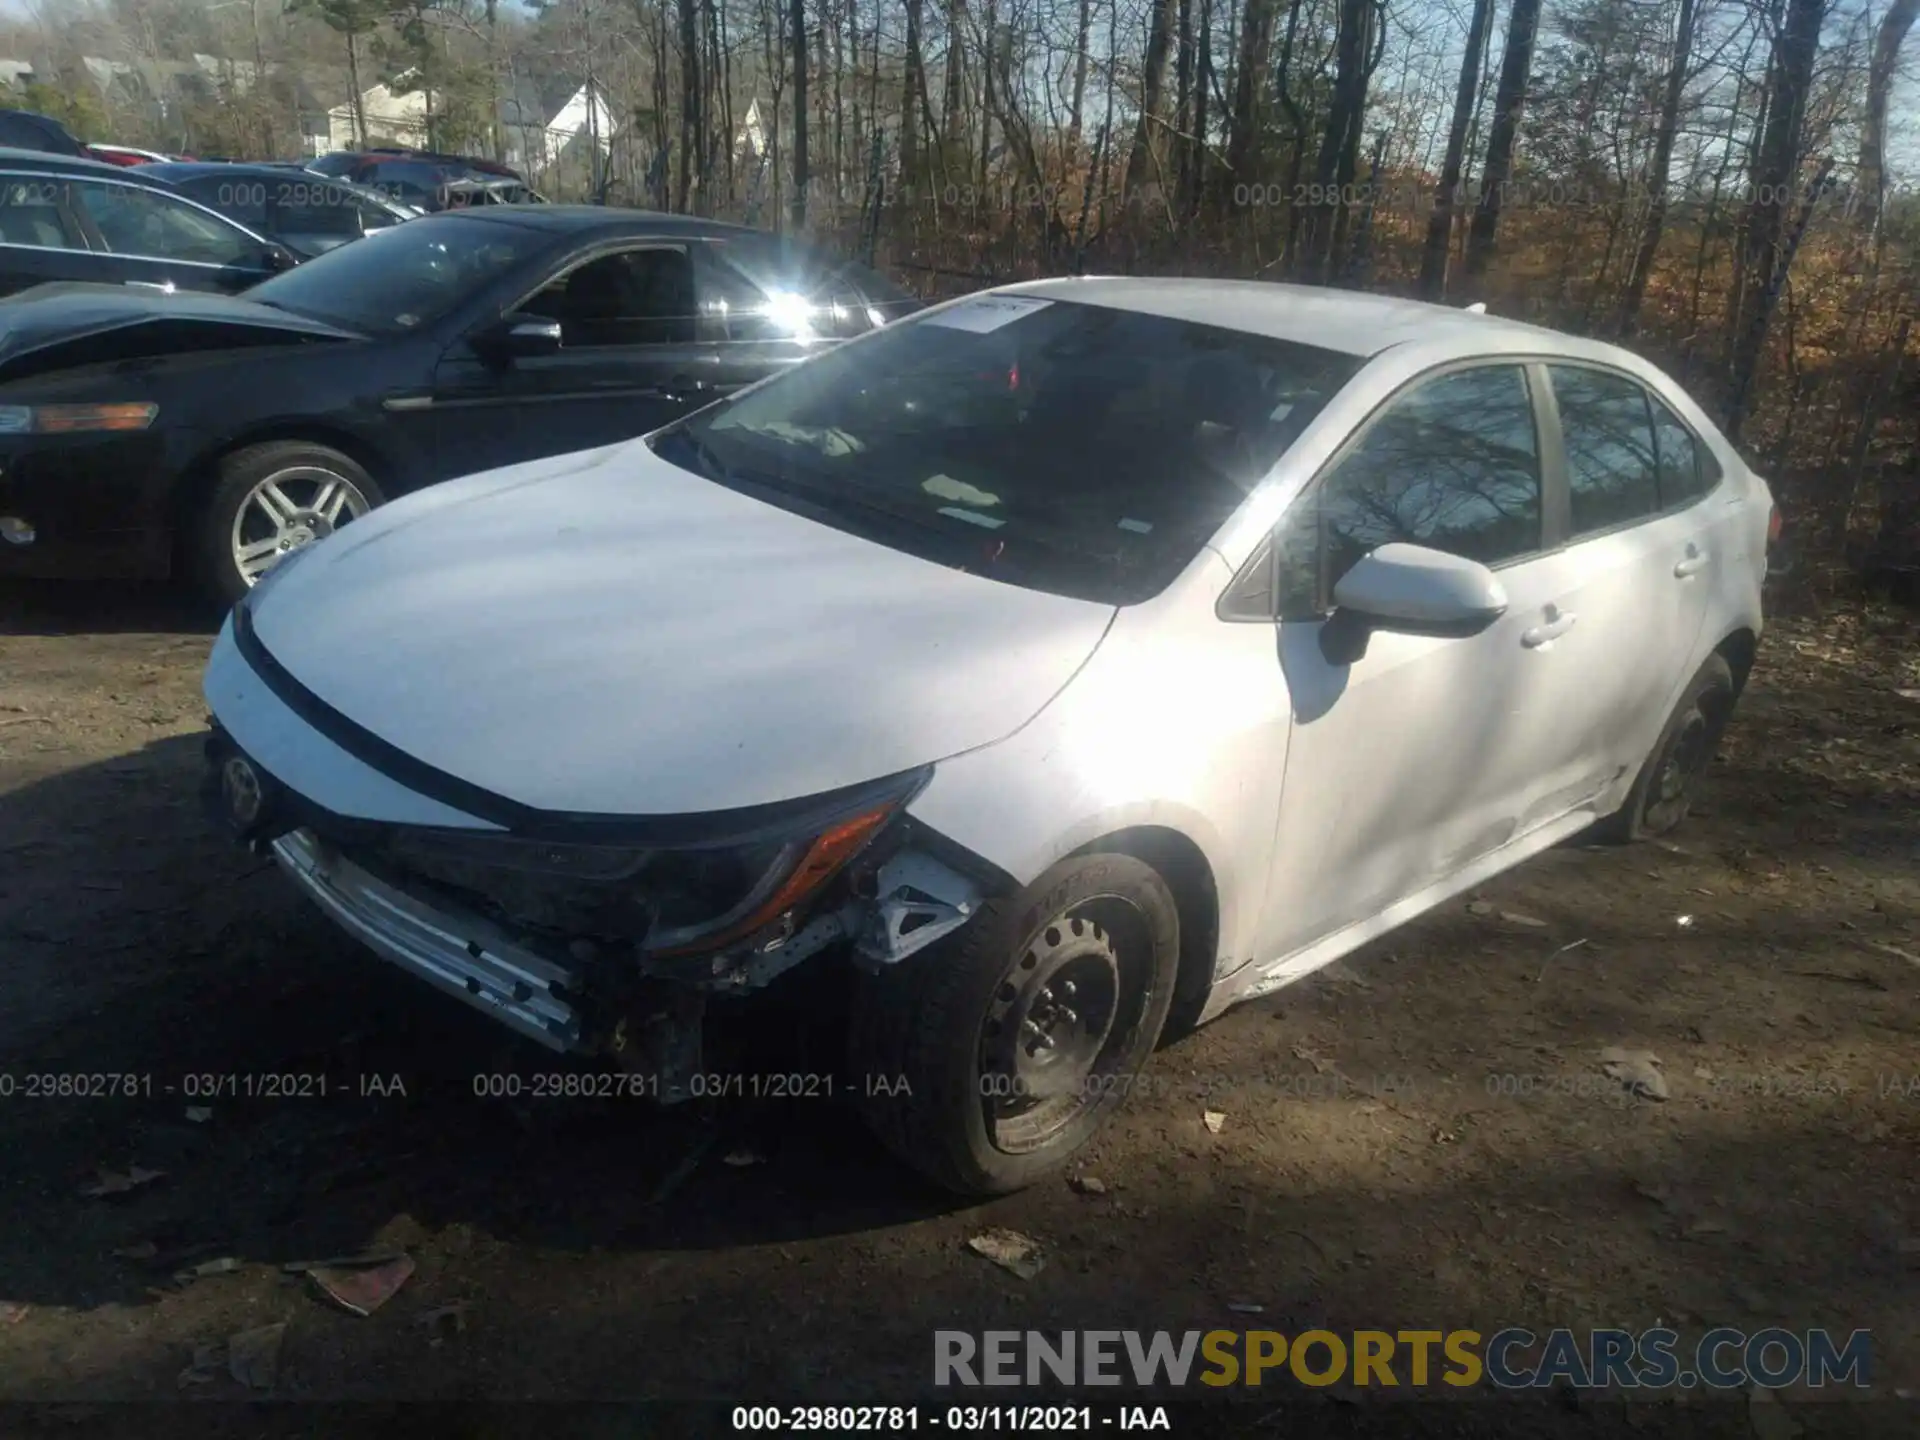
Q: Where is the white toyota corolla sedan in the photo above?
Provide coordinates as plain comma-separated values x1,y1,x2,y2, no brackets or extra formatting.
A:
202,278,1777,1194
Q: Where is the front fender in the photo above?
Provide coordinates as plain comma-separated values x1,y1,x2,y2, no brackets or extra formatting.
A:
903,567,1294,988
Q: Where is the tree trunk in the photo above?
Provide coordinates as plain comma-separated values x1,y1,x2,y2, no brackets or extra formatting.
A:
1416,0,1494,298
1225,0,1277,182
1462,0,1543,282
1300,0,1375,282
1856,0,1918,238
902,0,926,186
1272,0,1308,269
345,29,366,146
943,0,969,162
792,0,810,230
1193,0,1212,211
1125,0,1178,199
711,0,731,199
1175,0,1194,207
979,0,996,189
1068,0,1091,154
832,5,846,216
1725,0,1830,443
677,0,700,210
1617,0,1699,335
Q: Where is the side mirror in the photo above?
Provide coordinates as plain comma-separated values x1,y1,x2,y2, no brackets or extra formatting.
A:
473,315,563,364
261,243,299,273
1323,543,1508,663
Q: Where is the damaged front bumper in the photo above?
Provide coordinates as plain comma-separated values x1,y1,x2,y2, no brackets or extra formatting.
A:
207,731,995,1086
273,827,585,1052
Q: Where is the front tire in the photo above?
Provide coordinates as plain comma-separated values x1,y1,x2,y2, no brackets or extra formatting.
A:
196,441,385,606
1597,653,1737,842
848,852,1180,1195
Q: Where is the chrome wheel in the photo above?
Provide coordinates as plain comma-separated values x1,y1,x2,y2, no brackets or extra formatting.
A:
230,465,370,586
979,900,1152,1155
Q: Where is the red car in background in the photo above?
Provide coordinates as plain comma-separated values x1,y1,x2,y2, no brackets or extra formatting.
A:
85,144,183,167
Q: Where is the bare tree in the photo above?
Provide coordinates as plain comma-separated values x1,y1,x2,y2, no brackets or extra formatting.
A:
1856,0,1918,239
901,0,926,185
1463,0,1544,282
1126,0,1178,197
792,0,810,228
1725,0,1831,440
1616,0,1703,334
1418,0,1496,297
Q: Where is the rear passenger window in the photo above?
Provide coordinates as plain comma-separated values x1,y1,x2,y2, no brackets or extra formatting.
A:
0,178,82,249
188,176,266,230
1550,366,1660,535
1649,394,1715,507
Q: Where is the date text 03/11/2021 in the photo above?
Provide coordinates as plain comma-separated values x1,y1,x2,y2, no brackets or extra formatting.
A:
731,1407,1172,1431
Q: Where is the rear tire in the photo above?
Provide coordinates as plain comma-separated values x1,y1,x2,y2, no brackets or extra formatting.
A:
196,441,384,606
1596,654,1737,842
847,852,1180,1196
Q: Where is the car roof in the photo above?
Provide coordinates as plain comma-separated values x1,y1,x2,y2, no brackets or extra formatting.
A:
145,162,315,182
432,204,781,240
995,275,1583,360
0,145,168,180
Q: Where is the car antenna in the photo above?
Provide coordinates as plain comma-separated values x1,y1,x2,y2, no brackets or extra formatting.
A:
1463,301,1488,314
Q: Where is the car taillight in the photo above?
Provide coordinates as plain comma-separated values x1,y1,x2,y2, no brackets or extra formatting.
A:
1767,504,1783,549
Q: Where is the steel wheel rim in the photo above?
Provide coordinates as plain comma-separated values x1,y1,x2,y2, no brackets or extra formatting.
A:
230,465,371,586
1646,707,1711,829
978,896,1155,1155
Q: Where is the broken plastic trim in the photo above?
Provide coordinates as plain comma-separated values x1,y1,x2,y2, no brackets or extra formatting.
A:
852,848,986,966
692,845,989,994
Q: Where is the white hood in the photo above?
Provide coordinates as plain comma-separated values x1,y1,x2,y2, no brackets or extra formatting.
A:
244,440,1117,816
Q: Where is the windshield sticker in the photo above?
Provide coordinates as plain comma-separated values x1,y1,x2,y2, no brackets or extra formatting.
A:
919,295,1054,334
937,506,1007,530
923,474,1001,507
1117,518,1154,534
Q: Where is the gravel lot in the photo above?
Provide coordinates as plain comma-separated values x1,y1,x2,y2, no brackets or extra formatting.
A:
1,580,1917,1436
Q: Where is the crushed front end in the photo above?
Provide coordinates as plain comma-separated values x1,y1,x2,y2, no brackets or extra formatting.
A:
202,726,992,1101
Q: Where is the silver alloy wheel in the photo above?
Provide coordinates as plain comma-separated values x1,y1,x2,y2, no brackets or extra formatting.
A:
230,464,372,586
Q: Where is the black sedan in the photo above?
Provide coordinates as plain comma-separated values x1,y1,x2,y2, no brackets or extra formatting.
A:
0,205,920,601
0,148,297,299
139,163,421,260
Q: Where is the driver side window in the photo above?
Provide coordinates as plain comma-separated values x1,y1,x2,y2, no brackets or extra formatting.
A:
1273,363,1543,617
517,246,696,348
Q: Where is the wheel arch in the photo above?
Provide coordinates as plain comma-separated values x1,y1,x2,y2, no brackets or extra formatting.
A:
168,419,405,539
1712,626,1758,698
1068,823,1221,1042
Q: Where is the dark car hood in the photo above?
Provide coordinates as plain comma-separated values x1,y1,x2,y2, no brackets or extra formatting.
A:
0,284,361,380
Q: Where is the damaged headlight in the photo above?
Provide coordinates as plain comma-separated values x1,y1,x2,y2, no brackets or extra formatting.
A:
381,770,930,956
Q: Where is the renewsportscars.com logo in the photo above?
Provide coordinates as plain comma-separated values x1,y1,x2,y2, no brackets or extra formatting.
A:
933,1328,1873,1390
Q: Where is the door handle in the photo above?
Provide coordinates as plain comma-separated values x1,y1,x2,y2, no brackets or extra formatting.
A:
1673,549,1709,577
1521,612,1577,648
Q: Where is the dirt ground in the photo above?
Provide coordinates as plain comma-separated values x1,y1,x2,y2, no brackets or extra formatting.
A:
1,579,1917,1436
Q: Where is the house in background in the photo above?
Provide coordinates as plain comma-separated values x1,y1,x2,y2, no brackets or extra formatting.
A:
0,59,34,90
327,72,617,171
735,97,767,162
325,69,429,151
537,79,615,168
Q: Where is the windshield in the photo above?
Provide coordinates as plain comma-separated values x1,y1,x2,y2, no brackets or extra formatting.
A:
246,214,549,336
656,295,1362,604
